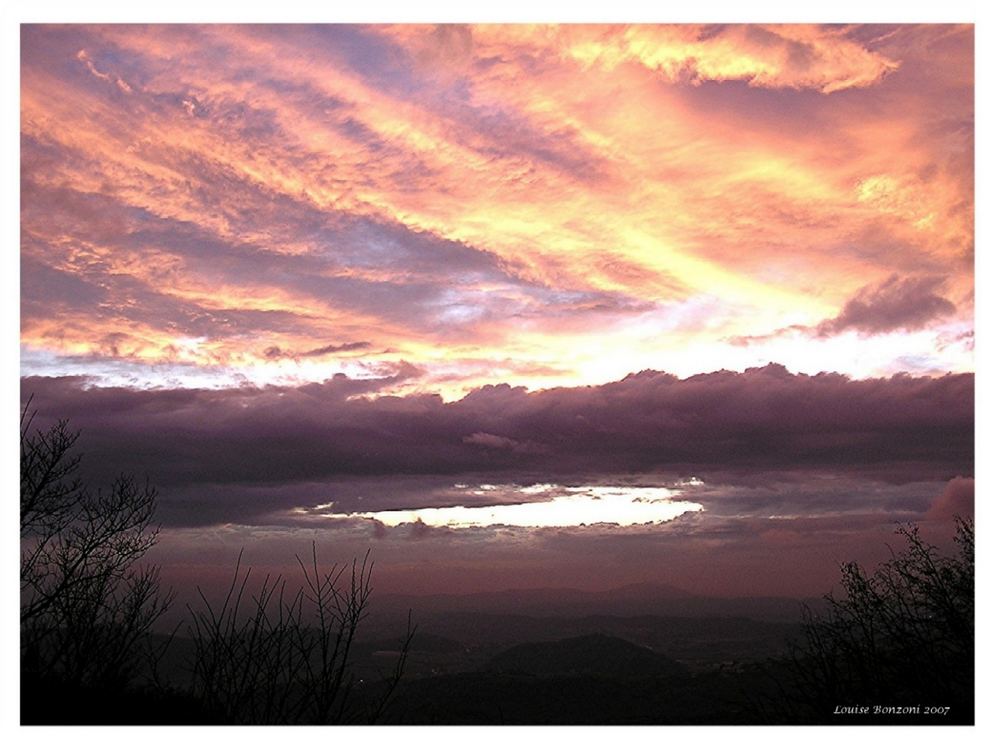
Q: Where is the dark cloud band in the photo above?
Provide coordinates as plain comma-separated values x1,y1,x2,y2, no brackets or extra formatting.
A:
21,364,973,525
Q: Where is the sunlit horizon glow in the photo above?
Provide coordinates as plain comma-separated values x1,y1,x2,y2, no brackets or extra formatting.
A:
20,24,973,397
296,485,704,529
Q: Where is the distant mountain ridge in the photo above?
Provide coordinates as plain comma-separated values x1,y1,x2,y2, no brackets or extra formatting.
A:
373,581,814,622
362,632,464,655
489,633,688,679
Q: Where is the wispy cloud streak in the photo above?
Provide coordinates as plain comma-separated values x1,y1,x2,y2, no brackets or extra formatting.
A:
21,24,973,393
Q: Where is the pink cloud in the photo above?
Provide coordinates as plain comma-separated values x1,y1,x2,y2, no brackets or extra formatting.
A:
926,476,974,521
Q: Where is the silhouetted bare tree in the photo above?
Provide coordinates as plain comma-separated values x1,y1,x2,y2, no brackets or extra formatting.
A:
20,397,173,694
21,398,414,724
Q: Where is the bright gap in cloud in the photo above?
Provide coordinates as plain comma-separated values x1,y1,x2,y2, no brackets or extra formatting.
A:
301,484,704,529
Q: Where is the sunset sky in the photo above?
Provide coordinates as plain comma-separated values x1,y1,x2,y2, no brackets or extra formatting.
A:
20,24,974,598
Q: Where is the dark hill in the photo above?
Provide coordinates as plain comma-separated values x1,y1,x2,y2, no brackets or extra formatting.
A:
488,633,688,679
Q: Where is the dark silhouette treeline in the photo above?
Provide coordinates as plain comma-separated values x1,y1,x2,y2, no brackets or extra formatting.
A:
20,406,973,724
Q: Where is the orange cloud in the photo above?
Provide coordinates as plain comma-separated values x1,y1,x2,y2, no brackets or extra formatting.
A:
21,24,973,394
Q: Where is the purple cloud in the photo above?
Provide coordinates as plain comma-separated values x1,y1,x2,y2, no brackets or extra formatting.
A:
20,364,972,526
816,275,956,336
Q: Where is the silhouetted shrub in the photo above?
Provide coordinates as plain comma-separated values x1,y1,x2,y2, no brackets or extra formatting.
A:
186,546,415,724
783,518,973,722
